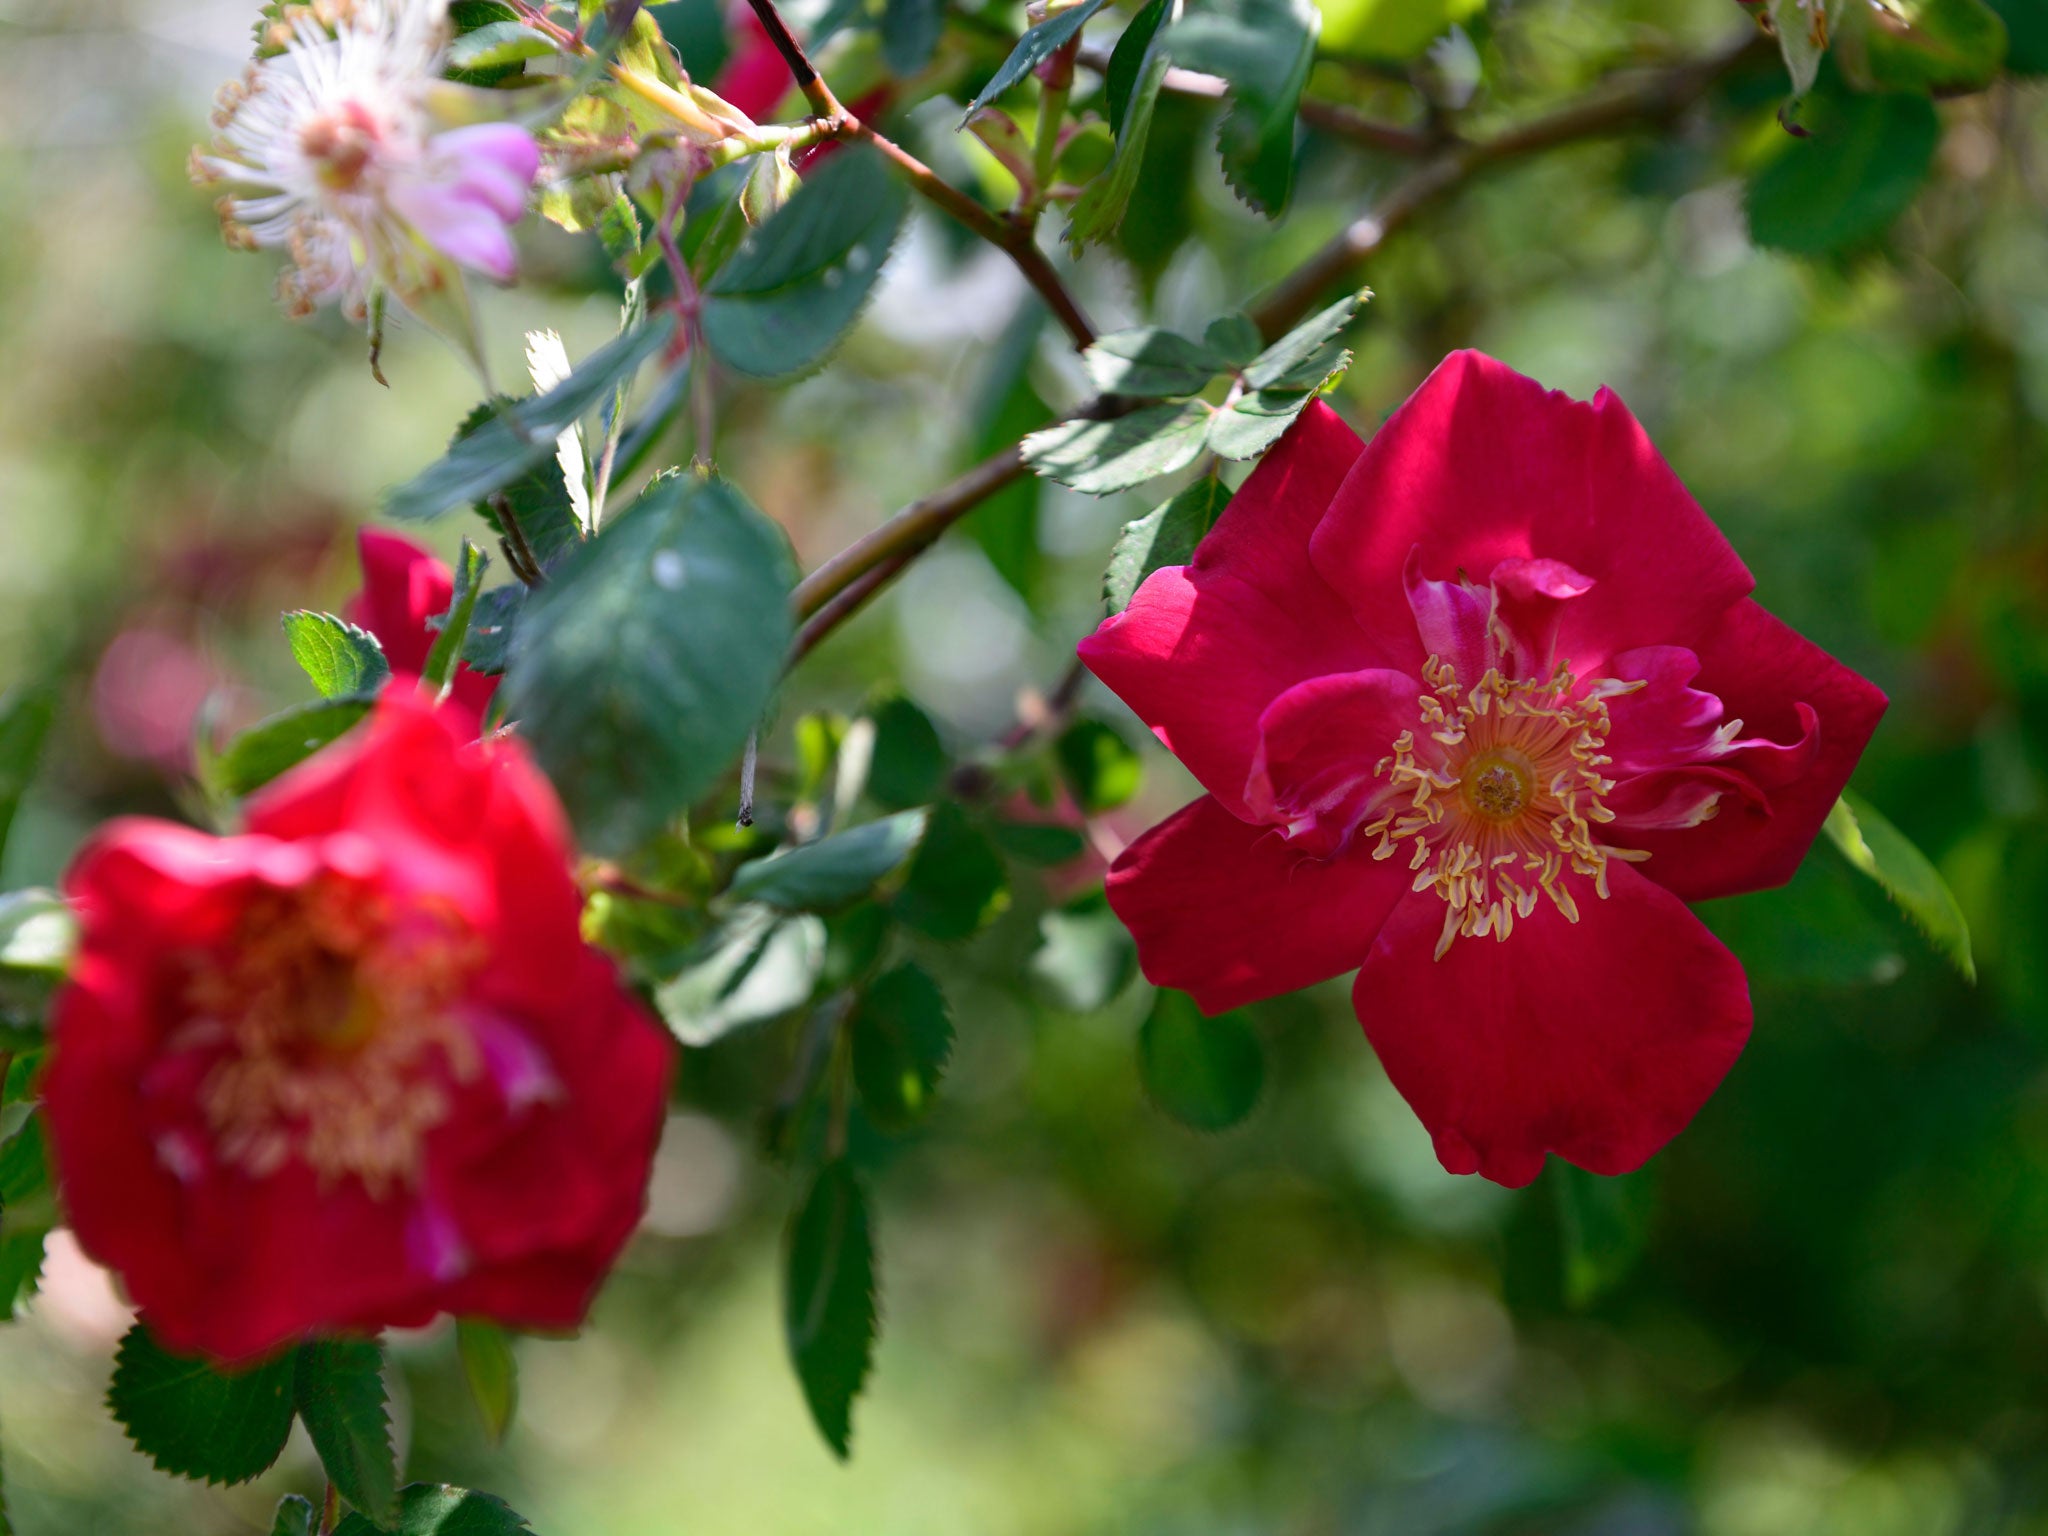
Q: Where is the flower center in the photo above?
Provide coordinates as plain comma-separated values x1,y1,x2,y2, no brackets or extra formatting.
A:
1459,747,1534,823
176,876,484,1195
1363,657,1647,959
300,102,384,191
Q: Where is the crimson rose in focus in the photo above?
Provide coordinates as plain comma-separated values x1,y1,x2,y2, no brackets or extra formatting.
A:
45,692,672,1361
347,528,499,730
1080,351,1886,1187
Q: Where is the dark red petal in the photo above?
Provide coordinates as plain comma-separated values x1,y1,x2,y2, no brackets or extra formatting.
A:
1244,668,1422,853
1625,600,1886,902
1079,403,1374,816
1105,793,1408,1014
1356,864,1752,1188
1310,351,1755,672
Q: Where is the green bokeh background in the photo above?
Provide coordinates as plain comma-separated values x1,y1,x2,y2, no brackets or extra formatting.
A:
5,0,2048,1531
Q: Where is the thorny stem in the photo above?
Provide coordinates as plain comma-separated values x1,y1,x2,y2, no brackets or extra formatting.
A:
653,209,717,465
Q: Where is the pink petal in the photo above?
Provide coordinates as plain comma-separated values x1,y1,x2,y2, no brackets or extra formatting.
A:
1621,600,1886,901
1356,863,1752,1188
431,123,542,192
1105,793,1409,1014
389,179,520,281
1243,668,1423,855
1310,351,1755,675
1078,403,1374,818
1489,556,1595,678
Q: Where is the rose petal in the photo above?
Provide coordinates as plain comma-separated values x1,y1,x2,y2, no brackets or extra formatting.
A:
1106,793,1409,1013
1311,351,1755,674
1244,668,1423,854
1622,600,1886,901
1080,403,1374,817
1356,863,1752,1187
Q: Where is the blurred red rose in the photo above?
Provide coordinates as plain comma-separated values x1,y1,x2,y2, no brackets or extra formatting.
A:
1080,351,1887,1187
44,691,673,1362
346,528,499,730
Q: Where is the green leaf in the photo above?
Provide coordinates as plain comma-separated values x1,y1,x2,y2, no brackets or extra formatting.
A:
0,890,73,976
891,803,1010,941
988,817,1087,864
1985,0,2048,71
282,612,389,700
1055,720,1142,813
784,1161,877,1459
657,905,827,1045
865,697,946,810
1244,293,1364,388
1022,401,1209,494
107,1324,297,1485
1824,792,1975,981
730,810,931,912
447,18,558,68
1555,1163,1654,1307
1206,386,1327,460
1169,0,1318,215
881,0,943,74
457,404,585,573
455,1321,519,1445
332,1485,532,1536
459,585,524,676
851,961,953,1132
383,314,676,522
1203,312,1264,365
0,689,53,869
1138,989,1263,1131
1104,476,1231,613
959,0,1111,122
270,1494,318,1536
503,473,793,856
294,1339,398,1529
1066,0,1173,246
702,147,909,380
213,698,373,798
423,541,489,694
1082,326,1230,398
1851,0,2008,91
1030,891,1137,1012
1319,0,1483,60
1745,83,1940,254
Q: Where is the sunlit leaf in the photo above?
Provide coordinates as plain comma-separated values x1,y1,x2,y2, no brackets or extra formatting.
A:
729,810,931,912
1104,476,1230,613
281,612,389,700
1824,791,1975,981
959,0,1111,122
1022,401,1209,494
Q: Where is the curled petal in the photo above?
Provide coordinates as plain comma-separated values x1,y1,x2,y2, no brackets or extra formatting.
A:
1244,668,1423,855
1106,794,1410,1014
1624,601,1885,901
1356,864,1752,1188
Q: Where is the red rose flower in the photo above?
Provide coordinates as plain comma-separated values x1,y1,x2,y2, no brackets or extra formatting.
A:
1078,351,1887,1187
44,692,673,1361
346,528,499,730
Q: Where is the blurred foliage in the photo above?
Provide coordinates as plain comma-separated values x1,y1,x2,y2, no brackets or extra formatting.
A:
7,0,2048,1530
